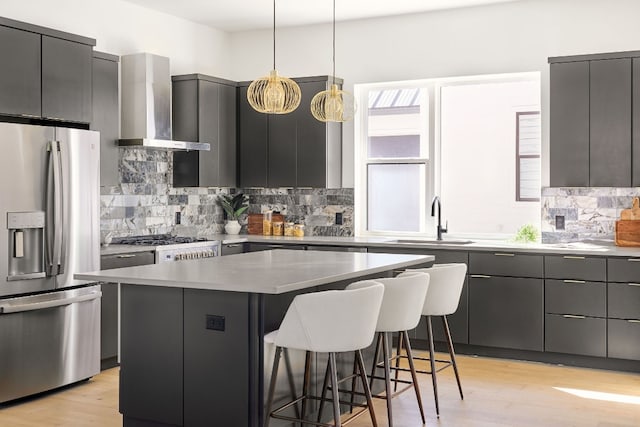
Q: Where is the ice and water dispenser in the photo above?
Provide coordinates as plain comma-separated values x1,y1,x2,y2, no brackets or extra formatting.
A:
7,211,45,281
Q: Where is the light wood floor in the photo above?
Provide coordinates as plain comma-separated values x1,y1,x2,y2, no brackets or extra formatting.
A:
1,352,639,427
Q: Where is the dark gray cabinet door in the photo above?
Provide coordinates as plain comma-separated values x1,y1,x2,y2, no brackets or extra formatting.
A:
0,25,41,118
608,319,640,360
469,252,543,278
545,314,606,357
297,81,329,188
267,113,297,187
633,59,640,186
545,280,606,317
173,79,200,187
589,58,631,187
198,80,220,186
550,61,589,187
92,54,119,187
218,83,237,187
469,275,543,351
239,85,268,187
544,255,606,282
221,243,245,256
42,35,92,123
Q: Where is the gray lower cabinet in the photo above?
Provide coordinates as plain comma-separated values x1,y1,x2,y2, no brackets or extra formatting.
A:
0,25,41,118
247,242,306,252
545,314,606,357
468,252,544,351
238,76,342,188
92,51,120,187
221,242,245,256
607,257,640,360
100,251,154,369
172,74,237,187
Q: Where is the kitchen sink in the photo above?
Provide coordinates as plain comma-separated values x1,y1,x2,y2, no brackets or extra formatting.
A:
386,239,474,245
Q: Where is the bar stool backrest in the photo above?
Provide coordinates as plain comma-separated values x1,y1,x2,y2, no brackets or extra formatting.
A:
274,281,384,353
347,273,430,333
400,263,467,316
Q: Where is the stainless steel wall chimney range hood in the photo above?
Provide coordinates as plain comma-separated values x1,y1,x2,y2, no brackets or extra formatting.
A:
119,53,210,151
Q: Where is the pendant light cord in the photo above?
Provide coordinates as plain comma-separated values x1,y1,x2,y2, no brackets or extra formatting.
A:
273,0,276,70
332,0,336,86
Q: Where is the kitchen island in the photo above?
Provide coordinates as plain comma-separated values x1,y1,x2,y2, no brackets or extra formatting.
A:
76,249,434,427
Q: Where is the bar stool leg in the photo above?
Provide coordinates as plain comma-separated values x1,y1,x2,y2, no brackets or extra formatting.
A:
393,331,404,392
301,350,312,426
402,330,426,424
265,346,282,427
282,348,301,419
426,315,440,417
355,349,378,427
317,357,331,423
442,316,464,400
382,332,394,427
329,352,342,427
369,332,383,392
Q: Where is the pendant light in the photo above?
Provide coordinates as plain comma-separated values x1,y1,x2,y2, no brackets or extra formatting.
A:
247,0,301,114
310,0,356,122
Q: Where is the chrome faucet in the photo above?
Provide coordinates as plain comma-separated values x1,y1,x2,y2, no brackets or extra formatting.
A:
431,196,448,240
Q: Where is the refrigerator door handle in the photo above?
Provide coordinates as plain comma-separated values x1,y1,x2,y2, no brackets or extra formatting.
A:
46,141,63,276
0,290,102,314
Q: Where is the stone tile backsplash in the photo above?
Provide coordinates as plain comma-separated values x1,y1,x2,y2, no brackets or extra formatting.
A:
541,187,640,243
100,148,354,239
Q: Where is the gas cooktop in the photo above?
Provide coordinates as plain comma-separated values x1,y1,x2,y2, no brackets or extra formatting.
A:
112,234,209,246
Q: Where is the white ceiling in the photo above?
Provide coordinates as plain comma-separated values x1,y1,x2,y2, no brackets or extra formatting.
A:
122,0,521,32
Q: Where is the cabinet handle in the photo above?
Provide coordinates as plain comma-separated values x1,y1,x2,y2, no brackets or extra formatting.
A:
562,314,586,319
628,283,640,287
19,113,40,119
225,244,241,248
628,319,640,324
470,274,491,279
563,256,585,260
117,254,137,259
494,253,515,257
628,258,640,262
563,279,586,284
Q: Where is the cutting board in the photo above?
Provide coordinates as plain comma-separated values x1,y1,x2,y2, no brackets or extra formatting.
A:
247,213,285,235
620,197,640,220
616,220,640,246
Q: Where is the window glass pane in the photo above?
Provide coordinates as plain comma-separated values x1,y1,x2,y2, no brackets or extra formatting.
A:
367,164,422,232
518,113,541,155
519,157,541,200
368,135,421,158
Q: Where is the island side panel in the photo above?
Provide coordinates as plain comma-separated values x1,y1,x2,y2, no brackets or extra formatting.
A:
183,289,250,427
121,284,184,427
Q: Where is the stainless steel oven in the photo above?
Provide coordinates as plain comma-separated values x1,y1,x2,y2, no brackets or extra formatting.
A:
112,234,221,263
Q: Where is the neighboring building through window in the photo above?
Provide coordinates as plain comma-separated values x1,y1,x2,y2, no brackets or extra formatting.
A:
516,111,541,201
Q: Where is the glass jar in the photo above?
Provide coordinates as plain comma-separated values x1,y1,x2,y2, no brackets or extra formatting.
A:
284,222,295,236
263,211,272,235
272,221,283,236
293,224,305,237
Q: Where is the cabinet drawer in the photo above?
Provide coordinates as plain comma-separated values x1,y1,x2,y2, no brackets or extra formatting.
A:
607,257,640,282
545,314,606,357
545,280,606,317
608,282,640,319
221,243,245,256
101,251,155,269
469,252,543,278
544,255,606,282
608,319,640,360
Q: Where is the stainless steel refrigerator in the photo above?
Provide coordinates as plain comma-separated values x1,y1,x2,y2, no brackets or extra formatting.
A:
0,122,101,404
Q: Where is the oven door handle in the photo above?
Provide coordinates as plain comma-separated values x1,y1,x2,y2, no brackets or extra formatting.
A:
0,290,102,314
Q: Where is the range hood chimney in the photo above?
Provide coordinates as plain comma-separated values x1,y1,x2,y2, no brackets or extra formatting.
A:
118,53,210,151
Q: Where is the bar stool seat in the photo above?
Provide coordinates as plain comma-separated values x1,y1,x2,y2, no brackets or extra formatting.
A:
398,263,467,417
345,273,430,427
264,281,384,427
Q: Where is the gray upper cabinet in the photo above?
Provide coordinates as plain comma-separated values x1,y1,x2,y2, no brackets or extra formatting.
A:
550,61,589,187
549,51,640,187
238,76,342,188
92,51,120,188
0,25,41,118
42,36,92,123
172,74,237,187
0,17,95,124
589,58,631,187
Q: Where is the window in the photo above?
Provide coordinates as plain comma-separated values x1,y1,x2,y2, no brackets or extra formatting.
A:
516,111,541,201
356,86,431,234
355,73,541,238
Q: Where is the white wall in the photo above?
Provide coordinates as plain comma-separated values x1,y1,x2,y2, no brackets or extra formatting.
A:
229,0,640,187
2,0,231,78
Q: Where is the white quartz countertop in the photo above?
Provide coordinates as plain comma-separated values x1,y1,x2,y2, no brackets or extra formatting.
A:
78,250,433,294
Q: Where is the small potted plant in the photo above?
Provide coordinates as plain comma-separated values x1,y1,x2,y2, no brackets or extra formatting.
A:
219,192,249,235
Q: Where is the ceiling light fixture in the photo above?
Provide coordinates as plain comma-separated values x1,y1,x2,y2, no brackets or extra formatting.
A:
310,0,356,122
247,0,301,114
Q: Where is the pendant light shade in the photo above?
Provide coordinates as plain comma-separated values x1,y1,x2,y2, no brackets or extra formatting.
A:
311,84,355,122
247,0,301,114
311,0,356,123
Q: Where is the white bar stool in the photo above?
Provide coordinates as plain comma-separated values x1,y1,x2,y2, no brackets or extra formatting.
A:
346,273,430,427
398,263,467,417
264,281,384,427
